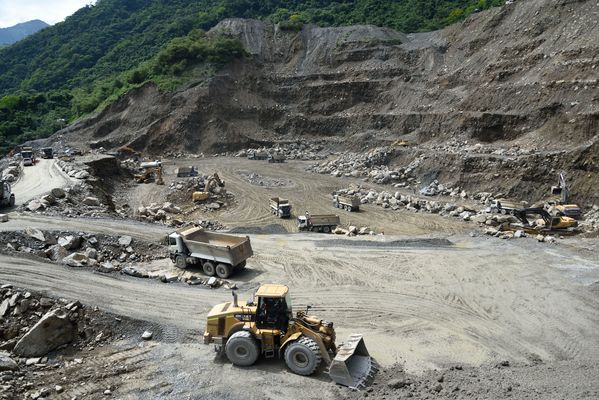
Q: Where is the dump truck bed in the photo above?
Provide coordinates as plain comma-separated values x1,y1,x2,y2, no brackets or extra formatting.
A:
309,214,340,225
179,227,253,266
337,195,360,207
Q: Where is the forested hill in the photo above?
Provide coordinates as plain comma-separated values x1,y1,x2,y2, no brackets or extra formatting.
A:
0,20,49,46
0,0,503,152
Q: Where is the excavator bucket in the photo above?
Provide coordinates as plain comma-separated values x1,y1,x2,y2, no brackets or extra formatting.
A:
328,334,378,389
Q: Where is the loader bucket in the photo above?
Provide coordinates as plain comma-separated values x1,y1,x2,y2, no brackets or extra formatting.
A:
328,334,378,389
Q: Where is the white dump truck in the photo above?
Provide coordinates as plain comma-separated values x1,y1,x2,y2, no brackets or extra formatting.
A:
168,227,253,279
269,197,292,218
297,212,340,233
333,194,360,211
0,180,15,208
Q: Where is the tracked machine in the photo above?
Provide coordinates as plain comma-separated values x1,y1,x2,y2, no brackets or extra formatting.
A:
204,284,376,389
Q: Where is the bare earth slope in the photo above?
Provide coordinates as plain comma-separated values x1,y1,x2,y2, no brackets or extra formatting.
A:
56,0,599,204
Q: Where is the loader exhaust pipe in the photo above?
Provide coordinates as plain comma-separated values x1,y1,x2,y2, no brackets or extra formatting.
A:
232,290,238,307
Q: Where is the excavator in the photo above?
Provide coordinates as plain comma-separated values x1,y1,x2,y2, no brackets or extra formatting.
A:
134,161,164,185
509,207,578,234
192,173,225,202
204,284,377,389
548,171,581,218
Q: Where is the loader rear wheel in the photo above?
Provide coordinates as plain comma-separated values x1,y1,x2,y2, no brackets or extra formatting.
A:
175,255,187,269
225,331,259,367
216,263,232,279
9,196,15,207
284,336,322,376
202,261,216,276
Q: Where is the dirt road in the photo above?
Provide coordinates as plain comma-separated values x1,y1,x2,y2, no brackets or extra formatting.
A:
2,231,599,373
3,155,599,398
11,158,72,205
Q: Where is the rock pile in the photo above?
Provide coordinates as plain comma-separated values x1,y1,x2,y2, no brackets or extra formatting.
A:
0,230,165,272
0,160,21,182
55,158,90,180
0,284,118,399
22,184,114,219
237,142,327,160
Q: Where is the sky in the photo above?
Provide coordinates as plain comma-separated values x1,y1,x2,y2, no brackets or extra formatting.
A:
0,0,96,28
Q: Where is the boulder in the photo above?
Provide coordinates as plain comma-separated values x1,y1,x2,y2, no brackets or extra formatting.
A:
141,331,153,341
74,170,90,179
0,352,18,371
118,235,132,247
0,299,9,317
84,247,98,260
51,188,66,199
82,197,100,206
45,244,69,262
97,262,117,273
0,214,8,223
13,308,75,357
25,227,46,242
27,200,45,212
58,235,81,250
62,253,89,267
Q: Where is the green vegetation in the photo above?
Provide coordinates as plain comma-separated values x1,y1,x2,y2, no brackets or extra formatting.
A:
0,0,504,153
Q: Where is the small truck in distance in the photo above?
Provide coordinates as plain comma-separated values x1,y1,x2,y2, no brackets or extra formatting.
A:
297,212,340,233
269,197,292,218
168,227,253,278
333,194,360,212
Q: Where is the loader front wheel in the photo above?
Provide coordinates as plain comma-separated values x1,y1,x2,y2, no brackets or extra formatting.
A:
284,336,322,376
203,261,216,276
225,331,259,367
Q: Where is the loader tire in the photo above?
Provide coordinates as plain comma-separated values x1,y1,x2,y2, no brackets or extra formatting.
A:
203,261,216,276
225,331,259,367
175,255,187,269
216,263,232,279
284,336,322,376
9,196,15,207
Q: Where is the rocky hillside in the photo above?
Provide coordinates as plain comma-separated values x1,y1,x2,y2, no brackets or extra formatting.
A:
58,0,598,202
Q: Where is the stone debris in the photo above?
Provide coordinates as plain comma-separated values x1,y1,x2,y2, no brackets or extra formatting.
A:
141,331,153,341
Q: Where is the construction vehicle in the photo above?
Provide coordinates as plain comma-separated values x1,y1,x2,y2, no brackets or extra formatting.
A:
176,166,198,177
267,153,285,163
270,197,292,218
168,227,253,278
548,172,581,218
247,150,268,160
134,161,164,185
0,180,15,208
204,284,376,388
192,173,225,202
41,147,53,159
510,207,578,234
490,199,521,215
297,212,340,233
333,194,360,212
21,146,35,166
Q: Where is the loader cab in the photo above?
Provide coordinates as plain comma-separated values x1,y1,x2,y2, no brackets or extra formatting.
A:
255,284,292,332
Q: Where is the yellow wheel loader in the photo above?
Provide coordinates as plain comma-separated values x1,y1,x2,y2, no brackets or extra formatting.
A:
204,284,377,388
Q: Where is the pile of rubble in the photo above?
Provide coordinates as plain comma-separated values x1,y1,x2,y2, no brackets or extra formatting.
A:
236,142,327,160
166,177,233,212
240,172,293,188
120,265,237,290
308,146,393,178
23,185,113,218
580,206,599,233
0,284,120,399
0,229,165,272
55,158,90,180
332,226,376,236
0,159,21,182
